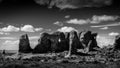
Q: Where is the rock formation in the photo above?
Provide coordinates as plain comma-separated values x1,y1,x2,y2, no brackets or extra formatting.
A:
65,31,83,57
65,31,74,58
32,33,51,53
79,31,99,52
114,35,120,50
30,30,99,54
52,32,69,52
33,32,68,53
19,34,32,53
89,33,99,51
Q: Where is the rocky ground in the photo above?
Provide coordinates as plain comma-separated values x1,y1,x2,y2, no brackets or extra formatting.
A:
0,48,120,68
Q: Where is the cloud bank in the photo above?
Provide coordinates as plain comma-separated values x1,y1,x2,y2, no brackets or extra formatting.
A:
0,24,44,34
0,25,20,32
66,15,119,25
91,22,120,28
34,0,112,9
99,27,109,30
67,19,90,25
91,15,119,24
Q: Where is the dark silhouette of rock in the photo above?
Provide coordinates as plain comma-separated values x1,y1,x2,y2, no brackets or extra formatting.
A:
33,31,70,53
33,30,99,54
79,31,99,52
70,31,83,54
33,33,51,53
90,33,99,51
114,35,120,50
19,34,32,53
64,32,70,50
52,32,69,52
2,50,6,55
47,33,60,53
71,31,84,50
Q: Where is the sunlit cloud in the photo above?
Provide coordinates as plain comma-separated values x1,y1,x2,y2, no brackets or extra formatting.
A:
35,27,43,32
100,27,109,30
0,25,20,32
54,21,63,26
109,32,119,36
91,22,120,28
66,15,119,25
0,32,10,35
65,15,70,19
67,19,90,25
90,15,119,24
21,25,44,32
21,25,35,32
57,26,77,32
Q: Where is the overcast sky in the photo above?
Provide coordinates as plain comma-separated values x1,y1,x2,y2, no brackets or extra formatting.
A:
0,0,120,50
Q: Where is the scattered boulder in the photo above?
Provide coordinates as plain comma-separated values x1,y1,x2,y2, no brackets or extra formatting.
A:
19,34,32,53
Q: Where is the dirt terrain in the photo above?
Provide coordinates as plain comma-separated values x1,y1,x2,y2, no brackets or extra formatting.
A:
0,49,120,68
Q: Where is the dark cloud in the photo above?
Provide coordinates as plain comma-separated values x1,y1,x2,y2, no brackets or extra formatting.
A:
0,0,35,5
0,0,119,9
0,0,2,2
34,0,112,9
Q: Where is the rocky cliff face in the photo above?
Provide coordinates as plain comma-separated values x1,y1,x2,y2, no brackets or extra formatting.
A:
33,32,69,53
89,33,99,51
114,35,120,50
69,31,83,54
33,33,51,53
53,32,69,52
79,31,99,51
19,34,32,53
20,30,99,54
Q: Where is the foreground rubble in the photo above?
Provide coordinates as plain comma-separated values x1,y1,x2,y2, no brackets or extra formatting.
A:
1,48,120,68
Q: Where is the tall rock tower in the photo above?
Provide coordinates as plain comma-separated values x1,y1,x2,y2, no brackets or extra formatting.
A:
19,34,32,53
114,35,120,50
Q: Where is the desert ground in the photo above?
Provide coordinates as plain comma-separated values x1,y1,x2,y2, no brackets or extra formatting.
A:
0,49,120,68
